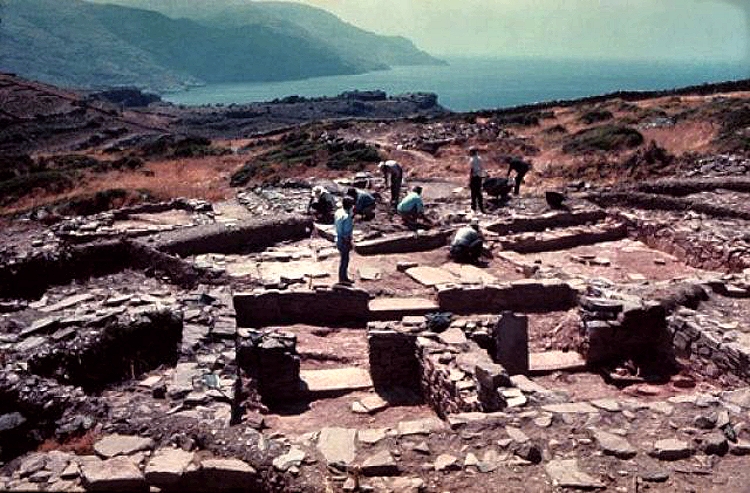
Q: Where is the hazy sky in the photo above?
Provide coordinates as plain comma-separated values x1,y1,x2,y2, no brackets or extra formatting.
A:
88,0,750,61
277,0,750,61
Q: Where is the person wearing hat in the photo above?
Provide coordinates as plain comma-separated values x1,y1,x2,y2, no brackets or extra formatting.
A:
335,196,356,284
450,219,484,264
506,156,531,195
468,147,485,213
397,185,428,227
378,160,403,209
308,185,337,223
346,187,377,220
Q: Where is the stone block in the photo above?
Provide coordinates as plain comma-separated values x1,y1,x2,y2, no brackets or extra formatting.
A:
494,312,529,376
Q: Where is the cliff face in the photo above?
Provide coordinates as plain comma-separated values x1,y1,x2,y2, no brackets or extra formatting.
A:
0,0,442,93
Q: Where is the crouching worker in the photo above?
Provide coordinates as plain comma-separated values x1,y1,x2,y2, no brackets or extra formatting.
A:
450,220,484,264
308,186,337,223
347,187,376,220
397,186,430,229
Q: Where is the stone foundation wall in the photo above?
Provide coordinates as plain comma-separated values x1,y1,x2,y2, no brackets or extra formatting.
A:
236,330,300,404
668,309,750,382
149,214,312,257
437,280,578,315
355,229,453,256
579,294,672,367
499,222,627,254
234,287,371,328
367,321,509,419
485,209,606,235
367,328,420,391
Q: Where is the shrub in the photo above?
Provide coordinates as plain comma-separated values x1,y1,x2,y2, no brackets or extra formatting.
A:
579,109,613,124
563,125,644,154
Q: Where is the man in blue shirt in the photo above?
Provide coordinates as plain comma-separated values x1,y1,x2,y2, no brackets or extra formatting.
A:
397,186,430,228
346,188,376,220
335,196,355,284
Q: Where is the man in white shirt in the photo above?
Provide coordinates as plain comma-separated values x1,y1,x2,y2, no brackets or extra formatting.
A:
334,196,355,284
469,147,485,213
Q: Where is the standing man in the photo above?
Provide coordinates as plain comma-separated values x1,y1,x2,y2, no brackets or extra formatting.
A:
506,156,531,195
335,196,356,284
469,147,485,213
378,160,403,209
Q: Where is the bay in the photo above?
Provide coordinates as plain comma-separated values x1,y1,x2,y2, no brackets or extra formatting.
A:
163,57,750,112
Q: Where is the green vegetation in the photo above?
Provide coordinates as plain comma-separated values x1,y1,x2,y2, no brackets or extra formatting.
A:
563,125,644,154
579,109,613,124
139,136,230,158
717,105,750,153
231,132,381,187
0,171,76,206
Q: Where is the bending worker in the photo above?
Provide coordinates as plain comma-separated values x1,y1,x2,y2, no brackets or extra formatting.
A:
450,219,484,264
308,185,336,223
506,156,531,195
346,187,376,220
378,160,403,209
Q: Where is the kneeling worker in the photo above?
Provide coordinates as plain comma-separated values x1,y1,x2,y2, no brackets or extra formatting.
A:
347,187,376,220
397,186,427,226
308,186,337,223
450,219,484,264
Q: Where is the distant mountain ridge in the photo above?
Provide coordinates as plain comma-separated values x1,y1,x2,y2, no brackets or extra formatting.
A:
0,0,442,93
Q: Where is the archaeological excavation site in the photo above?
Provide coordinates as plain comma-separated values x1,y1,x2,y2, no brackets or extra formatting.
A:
2,74,750,492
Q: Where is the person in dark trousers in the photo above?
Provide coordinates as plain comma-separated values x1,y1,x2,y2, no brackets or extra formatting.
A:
506,156,531,195
334,196,355,284
378,160,403,209
468,147,485,213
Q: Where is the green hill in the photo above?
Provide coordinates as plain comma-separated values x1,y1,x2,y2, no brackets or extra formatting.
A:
0,0,442,93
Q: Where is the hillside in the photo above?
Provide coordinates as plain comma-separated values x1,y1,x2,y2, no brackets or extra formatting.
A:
0,0,441,92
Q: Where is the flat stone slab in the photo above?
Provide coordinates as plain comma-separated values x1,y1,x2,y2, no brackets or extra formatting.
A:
649,439,695,461
39,294,95,313
369,297,439,320
542,402,599,414
93,434,154,459
591,429,637,459
80,456,146,492
300,368,373,395
545,459,605,489
397,417,447,436
442,263,497,284
530,351,587,374
405,266,458,287
144,448,195,486
317,427,357,465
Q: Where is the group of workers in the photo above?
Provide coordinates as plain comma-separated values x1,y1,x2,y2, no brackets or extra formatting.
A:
318,148,532,283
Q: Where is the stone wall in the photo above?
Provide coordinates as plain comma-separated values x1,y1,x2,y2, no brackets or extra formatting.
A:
367,327,420,391
233,287,371,328
498,222,627,254
354,229,453,256
486,209,606,235
437,280,578,315
668,309,750,382
148,214,312,257
236,330,301,404
579,294,672,368
367,321,509,419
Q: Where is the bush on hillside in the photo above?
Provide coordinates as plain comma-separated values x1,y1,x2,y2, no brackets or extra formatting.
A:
563,125,644,154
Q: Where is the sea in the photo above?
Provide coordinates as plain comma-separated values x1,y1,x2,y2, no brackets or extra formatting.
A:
163,57,750,112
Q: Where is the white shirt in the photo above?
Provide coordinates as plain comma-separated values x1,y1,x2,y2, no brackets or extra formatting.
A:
470,155,483,177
